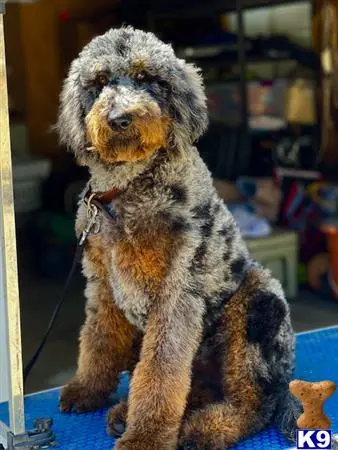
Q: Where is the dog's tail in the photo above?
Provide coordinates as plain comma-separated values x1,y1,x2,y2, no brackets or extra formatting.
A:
274,389,302,443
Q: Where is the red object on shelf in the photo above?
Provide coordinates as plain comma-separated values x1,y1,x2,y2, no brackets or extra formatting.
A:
321,224,338,299
59,9,71,22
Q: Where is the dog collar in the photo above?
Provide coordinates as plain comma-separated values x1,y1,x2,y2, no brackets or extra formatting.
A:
84,186,122,204
84,186,123,220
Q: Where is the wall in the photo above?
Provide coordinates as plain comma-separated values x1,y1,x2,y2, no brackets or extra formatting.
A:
4,0,119,159
4,4,26,117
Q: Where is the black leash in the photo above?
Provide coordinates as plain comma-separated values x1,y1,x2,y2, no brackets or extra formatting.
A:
23,199,102,384
23,240,84,384
23,187,122,385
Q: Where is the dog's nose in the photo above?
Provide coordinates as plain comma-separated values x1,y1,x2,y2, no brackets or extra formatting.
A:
108,113,132,131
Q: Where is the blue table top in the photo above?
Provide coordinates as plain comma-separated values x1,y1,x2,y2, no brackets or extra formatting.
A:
1,326,338,449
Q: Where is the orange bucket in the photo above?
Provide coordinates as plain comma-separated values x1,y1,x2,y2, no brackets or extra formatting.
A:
321,224,338,299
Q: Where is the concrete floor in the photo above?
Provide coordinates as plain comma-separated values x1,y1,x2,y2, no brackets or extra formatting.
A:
18,243,338,394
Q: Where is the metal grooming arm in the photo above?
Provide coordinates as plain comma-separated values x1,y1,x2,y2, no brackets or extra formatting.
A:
0,3,56,449
0,0,25,444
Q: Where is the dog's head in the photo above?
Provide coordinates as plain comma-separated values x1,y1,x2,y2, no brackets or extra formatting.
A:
57,27,208,165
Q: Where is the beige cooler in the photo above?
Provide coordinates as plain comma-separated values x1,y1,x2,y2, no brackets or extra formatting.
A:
245,229,298,299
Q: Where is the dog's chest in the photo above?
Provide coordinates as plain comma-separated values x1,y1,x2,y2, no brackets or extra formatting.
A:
109,233,175,329
109,264,150,330
84,226,173,329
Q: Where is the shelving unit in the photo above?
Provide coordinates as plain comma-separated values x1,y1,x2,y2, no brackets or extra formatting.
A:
146,0,310,17
142,0,316,178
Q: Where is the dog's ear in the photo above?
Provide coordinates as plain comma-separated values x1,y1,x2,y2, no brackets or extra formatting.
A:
57,59,86,155
183,62,209,141
169,60,208,148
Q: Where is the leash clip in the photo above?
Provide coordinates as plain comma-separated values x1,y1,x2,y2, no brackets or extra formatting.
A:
79,197,101,245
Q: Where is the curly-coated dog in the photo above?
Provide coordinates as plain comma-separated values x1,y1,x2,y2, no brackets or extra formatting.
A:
57,26,300,450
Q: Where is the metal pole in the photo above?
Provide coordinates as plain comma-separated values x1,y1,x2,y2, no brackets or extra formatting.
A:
236,0,251,177
237,0,248,128
0,0,25,439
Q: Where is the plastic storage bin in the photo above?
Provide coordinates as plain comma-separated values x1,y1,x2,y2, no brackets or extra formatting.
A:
12,157,51,214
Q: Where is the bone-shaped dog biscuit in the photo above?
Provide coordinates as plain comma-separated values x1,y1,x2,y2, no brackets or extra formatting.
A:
290,380,336,429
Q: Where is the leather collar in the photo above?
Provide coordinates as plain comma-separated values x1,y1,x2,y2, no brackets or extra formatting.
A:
84,185,123,221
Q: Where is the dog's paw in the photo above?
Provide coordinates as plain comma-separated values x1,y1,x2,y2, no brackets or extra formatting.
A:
177,440,198,450
114,435,141,450
178,427,222,450
107,401,128,437
59,377,109,413
115,432,174,450
178,434,218,450
177,433,203,450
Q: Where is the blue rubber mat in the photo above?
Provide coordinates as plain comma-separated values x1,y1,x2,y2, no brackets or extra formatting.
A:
1,326,338,449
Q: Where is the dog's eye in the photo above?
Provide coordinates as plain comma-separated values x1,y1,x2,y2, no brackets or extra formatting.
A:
136,71,147,82
96,72,109,87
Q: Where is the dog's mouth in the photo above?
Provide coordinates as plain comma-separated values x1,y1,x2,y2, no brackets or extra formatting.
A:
86,134,137,152
109,133,138,146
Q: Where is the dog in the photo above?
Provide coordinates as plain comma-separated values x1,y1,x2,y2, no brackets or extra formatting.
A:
57,26,300,450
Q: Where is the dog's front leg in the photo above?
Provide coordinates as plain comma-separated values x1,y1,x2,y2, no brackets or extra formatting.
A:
115,293,204,450
59,278,137,413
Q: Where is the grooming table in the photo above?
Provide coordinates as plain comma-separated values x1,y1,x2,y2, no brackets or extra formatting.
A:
1,326,337,449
